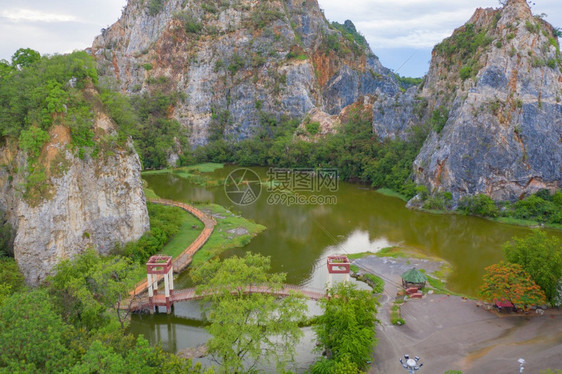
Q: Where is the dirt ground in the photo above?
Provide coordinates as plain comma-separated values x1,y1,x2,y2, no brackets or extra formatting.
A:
353,256,562,374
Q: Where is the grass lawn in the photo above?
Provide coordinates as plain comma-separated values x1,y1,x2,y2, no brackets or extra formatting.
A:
376,188,409,202
159,209,202,258
142,163,225,187
493,216,562,230
191,203,266,267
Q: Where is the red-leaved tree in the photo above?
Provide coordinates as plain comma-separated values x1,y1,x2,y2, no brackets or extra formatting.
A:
480,261,546,307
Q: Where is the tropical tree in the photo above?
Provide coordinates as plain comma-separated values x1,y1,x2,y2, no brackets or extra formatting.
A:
503,230,562,303
479,261,546,307
48,249,143,329
191,252,308,373
0,289,72,373
11,48,41,69
311,282,378,373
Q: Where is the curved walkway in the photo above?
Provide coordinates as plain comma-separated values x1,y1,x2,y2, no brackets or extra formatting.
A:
129,198,216,297
129,284,326,312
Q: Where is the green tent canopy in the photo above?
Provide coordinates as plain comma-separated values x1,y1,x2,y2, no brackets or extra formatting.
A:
401,268,427,284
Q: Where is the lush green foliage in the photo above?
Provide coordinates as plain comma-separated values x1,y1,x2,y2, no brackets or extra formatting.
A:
191,252,307,373
0,49,105,202
423,191,453,210
101,88,189,169
120,202,184,264
503,230,562,304
194,111,428,198
479,261,546,307
0,258,25,302
435,23,491,80
457,194,499,217
0,211,14,257
11,48,41,69
312,282,378,373
429,106,449,134
0,289,72,373
511,191,562,224
47,249,143,329
0,251,209,373
173,10,203,34
394,74,424,89
0,50,97,139
457,190,562,224
148,0,164,16
330,20,369,56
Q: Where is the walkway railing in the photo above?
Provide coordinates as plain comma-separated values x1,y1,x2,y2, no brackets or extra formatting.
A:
128,198,216,297
127,284,326,312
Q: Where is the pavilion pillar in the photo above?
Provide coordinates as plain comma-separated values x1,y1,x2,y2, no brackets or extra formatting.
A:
168,270,174,295
147,273,154,313
164,272,171,314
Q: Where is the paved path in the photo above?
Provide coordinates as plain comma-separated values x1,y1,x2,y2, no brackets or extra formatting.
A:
352,256,562,374
129,198,216,297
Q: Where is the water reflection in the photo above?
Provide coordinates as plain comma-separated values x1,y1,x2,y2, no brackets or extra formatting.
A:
131,167,562,363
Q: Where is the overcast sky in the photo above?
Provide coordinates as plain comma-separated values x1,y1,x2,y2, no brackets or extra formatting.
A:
1,0,560,77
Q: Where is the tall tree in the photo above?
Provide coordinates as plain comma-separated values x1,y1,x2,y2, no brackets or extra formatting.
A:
48,249,143,330
312,282,378,373
0,290,72,373
11,48,40,69
191,252,308,373
479,261,546,307
503,230,562,303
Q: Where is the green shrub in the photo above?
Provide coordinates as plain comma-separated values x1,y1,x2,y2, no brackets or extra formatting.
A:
459,65,472,80
430,106,449,133
525,20,538,34
305,121,320,135
424,192,453,210
228,54,245,74
513,195,556,222
18,126,50,159
148,0,164,16
121,202,184,263
173,11,202,34
457,194,499,217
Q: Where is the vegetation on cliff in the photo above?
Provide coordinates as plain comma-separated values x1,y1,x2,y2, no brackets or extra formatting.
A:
193,110,429,198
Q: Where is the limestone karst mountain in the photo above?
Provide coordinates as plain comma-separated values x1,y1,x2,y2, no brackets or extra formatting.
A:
91,0,561,206
376,0,561,203
0,63,149,284
91,0,401,147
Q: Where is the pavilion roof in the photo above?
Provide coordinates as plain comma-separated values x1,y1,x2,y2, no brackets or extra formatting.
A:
401,268,427,283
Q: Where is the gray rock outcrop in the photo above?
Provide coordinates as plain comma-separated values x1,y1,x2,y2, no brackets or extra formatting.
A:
0,106,149,285
91,0,400,146
379,0,561,204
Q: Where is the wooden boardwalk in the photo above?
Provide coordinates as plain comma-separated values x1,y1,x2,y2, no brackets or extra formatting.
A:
129,198,216,297
128,284,326,312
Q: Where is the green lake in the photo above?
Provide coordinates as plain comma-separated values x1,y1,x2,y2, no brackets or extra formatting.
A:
130,166,562,367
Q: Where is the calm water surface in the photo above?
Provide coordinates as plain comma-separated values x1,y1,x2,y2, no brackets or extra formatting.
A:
130,166,562,367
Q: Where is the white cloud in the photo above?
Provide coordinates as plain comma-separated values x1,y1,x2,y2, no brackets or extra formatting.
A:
0,0,560,76
1,8,77,23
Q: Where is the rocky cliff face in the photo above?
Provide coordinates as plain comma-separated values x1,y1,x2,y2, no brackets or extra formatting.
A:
377,0,561,204
0,91,149,285
91,0,400,146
